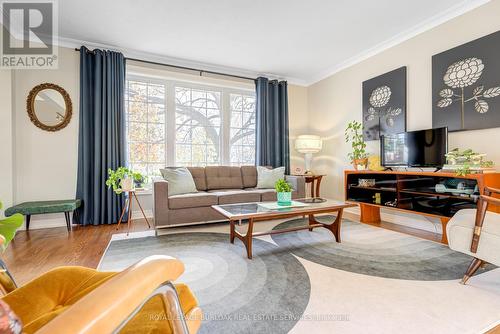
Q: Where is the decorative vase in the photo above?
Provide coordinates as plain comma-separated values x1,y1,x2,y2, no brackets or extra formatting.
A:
120,177,134,192
353,158,368,170
277,192,292,206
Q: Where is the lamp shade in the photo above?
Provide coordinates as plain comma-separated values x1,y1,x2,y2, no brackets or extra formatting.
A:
295,135,322,154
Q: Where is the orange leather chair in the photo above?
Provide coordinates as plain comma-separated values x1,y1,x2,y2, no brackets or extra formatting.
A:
0,254,202,334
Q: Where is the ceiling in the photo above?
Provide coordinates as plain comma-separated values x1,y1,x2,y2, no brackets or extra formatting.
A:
58,0,488,85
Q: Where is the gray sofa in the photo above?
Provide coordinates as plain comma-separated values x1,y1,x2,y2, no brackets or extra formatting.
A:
153,166,306,228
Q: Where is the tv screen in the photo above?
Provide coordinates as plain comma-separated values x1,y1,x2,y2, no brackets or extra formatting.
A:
381,127,448,167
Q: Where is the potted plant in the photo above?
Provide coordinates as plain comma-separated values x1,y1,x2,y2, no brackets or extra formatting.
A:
275,179,293,206
345,120,368,170
445,148,494,176
106,167,144,194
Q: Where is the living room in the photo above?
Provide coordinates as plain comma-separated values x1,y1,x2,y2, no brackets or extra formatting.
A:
0,0,499,333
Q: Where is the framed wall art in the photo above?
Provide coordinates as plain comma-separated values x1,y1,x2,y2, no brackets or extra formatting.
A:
362,66,407,141
432,30,500,132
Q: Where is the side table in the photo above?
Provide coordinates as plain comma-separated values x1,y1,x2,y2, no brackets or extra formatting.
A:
292,174,325,198
117,190,151,235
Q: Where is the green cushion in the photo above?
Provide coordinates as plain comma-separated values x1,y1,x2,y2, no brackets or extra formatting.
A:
4,200,81,217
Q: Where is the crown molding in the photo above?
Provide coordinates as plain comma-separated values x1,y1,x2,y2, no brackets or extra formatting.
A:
58,36,308,86
303,0,491,86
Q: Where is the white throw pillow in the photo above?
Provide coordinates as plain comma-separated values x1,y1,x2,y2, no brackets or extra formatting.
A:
160,167,198,196
256,166,286,189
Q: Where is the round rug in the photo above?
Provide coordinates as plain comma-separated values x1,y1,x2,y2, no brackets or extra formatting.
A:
271,216,494,281
100,232,310,334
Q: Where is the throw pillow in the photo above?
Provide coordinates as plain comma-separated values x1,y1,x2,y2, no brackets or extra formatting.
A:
256,166,285,189
160,167,198,196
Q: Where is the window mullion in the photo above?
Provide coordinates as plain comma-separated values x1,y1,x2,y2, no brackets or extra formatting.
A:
166,81,176,166
221,89,231,165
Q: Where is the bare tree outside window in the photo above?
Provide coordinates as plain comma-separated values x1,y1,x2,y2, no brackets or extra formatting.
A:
125,77,256,180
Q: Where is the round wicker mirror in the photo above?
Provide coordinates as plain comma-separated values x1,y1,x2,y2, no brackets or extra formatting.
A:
27,83,72,132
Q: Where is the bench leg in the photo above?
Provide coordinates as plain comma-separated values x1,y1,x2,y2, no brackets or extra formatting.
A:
25,215,31,231
64,212,71,232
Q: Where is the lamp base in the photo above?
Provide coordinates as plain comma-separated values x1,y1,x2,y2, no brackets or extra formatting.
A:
304,153,313,175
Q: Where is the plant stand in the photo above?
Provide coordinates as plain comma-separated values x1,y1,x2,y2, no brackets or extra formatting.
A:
116,190,151,235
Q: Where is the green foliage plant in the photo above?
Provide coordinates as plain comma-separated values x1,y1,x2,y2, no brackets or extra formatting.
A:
345,120,368,162
106,167,144,194
275,179,292,193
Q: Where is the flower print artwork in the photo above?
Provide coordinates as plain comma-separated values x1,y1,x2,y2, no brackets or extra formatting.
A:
437,57,500,129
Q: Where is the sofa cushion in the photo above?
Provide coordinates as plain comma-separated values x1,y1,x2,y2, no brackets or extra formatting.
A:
241,166,258,188
256,166,285,189
168,192,218,209
205,166,243,190
208,189,261,205
246,188,277,202
186,167,207,191
160,167,198,196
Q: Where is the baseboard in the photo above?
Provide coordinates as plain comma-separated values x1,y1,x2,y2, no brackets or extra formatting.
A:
345,206,442,234
16,210,154,230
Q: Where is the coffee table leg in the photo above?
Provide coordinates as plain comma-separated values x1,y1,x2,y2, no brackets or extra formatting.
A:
243,218,254,259
308,214,315,231
310,209,344,242
230,220,235,244
329,209,344,242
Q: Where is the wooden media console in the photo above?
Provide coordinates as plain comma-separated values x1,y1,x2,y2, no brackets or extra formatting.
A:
344,170,500,243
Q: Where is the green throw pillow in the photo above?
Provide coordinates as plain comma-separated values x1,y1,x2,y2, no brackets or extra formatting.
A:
256,166,285,189
160,167,198,196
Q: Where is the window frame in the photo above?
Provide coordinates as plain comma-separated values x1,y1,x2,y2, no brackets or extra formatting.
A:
125,74,256,177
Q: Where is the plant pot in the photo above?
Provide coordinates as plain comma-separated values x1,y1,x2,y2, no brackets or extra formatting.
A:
352,158,368,170
120,177,134,192
277,192,292,206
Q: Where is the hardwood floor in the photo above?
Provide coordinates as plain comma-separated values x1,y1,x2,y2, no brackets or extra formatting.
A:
3,219,151,286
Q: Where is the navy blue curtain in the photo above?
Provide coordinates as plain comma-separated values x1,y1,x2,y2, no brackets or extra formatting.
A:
255,77,290,174
76,46,127,225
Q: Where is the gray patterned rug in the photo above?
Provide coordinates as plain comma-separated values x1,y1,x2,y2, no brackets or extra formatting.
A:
99,232,310,334
271,216,494,280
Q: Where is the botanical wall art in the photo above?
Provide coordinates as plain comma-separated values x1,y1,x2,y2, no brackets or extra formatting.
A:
362,66,407,141
433,30,500,132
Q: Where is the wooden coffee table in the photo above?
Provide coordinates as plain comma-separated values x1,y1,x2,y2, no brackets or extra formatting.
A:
212,198,356,259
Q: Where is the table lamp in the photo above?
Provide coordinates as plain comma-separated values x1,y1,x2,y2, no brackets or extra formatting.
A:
295,135,322,174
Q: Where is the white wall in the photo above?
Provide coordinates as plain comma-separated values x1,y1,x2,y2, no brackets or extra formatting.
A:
11,47,79,228
306,0,500,232
0,69,13,212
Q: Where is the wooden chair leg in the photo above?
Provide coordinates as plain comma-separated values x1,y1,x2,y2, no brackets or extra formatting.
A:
461,257,483,285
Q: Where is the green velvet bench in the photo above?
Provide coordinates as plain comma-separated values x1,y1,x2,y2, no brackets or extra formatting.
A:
4,200,81,231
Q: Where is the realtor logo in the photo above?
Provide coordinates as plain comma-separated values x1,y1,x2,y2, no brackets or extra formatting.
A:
1,0,58,69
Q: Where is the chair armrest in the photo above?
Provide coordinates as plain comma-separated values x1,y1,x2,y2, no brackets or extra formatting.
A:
470,194,500,253
285,175,306,198
37,256,190,334
485,187,500,196
153,180,170,227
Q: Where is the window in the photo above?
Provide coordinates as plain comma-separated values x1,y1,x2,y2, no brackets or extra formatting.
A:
175,86,222,166
125,75,256,180
125,80,166,178
230,93,256,165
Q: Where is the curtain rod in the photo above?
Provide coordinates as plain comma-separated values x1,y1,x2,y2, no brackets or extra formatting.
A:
74,48,256,82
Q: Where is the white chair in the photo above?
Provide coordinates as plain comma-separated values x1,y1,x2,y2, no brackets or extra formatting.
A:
447,187,500,284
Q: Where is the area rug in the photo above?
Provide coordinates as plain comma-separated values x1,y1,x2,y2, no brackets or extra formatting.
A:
99,232,310,334
271,216,494,280
99,219,500,333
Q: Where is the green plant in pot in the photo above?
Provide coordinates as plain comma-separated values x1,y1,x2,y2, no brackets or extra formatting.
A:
106,167,144,194
345,120,368,170
275,179,293,206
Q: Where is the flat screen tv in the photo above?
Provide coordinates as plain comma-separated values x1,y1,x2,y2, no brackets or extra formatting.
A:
381,127,448,167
